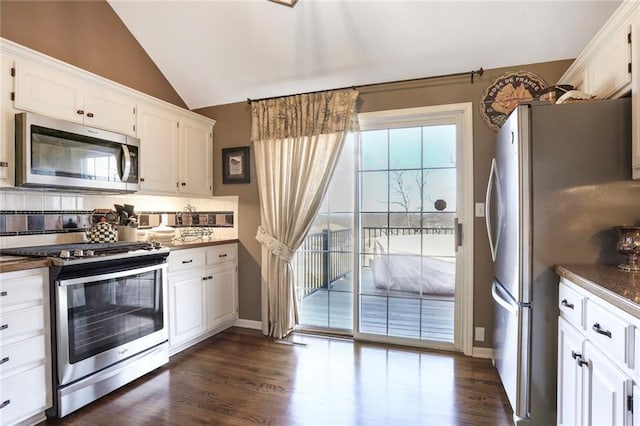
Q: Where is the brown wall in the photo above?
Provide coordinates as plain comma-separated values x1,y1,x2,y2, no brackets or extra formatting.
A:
0,0,186,108
196,59,573,343
0,0,573,345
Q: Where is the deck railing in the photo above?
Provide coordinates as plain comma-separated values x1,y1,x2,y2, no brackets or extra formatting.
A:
294,226,454,297
294,228,353,297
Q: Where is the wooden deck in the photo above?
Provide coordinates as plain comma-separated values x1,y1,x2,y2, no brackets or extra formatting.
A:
298,267,455,342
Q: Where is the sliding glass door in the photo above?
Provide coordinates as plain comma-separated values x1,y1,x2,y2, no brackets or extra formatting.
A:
295,104,473,352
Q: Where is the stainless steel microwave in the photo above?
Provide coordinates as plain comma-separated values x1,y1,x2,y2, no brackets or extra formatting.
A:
15,112,140,193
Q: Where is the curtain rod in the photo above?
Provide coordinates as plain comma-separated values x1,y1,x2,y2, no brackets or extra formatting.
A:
246,67,484,104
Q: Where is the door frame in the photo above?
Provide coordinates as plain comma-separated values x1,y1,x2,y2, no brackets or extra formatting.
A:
355,102,474,355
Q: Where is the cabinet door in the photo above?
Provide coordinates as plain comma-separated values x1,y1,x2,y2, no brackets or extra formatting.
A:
584,341,632,426
558,317,586,426
179,116,212,196
83,84,136,136
587,23,632,99
13,59,83,124
137,103,179,193
169,272,206,347
0,53,17,186
205,264,237,330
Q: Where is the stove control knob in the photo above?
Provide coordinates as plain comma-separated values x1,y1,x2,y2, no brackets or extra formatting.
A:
153,241,162,250
60,250,71,259
73,249,84,258
85,250,95,257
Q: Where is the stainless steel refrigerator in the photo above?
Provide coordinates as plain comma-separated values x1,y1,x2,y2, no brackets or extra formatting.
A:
485,98,639,425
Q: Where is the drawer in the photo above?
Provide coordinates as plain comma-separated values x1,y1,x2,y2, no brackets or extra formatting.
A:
0,364,47,425
559,280,585,329
585,299,632,366
207,244,237,266
0,334,46,378
0,271,45,310
168,248,206,273
0,306,44,343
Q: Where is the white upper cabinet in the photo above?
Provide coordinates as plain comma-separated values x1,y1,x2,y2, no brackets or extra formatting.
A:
13,58,136,136
1,38,216,194
558,4,636,99
137,102,180,193
178,115,213,197
559,2,640,180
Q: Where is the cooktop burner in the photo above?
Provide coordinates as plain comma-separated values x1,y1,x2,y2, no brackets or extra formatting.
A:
1,241,168,266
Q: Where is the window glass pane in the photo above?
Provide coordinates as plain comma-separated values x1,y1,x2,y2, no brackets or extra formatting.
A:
389,170,422,213
421,211,456,231
423,169,456,212
360,171,388,212
360,130,388,170
389,297,421,338
359,295,388,335
328,290,352,330
389,127,421,170
423,125,456,168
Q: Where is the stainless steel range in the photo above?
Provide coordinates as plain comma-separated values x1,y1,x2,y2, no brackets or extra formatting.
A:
1,241,170,417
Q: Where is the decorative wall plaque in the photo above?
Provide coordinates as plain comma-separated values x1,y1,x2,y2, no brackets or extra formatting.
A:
480,71,547,131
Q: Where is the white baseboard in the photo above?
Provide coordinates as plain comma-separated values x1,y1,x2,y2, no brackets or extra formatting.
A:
234,319,262,330
472,346,494,359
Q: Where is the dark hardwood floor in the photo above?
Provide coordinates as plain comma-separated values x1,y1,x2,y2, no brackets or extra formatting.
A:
43,327,513,425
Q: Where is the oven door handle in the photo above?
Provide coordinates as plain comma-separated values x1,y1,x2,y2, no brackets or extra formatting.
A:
57,263,167,287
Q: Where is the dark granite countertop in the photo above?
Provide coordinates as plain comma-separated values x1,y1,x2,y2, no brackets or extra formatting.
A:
162,238,239,251
0,239,239,273
555,264,640,319
0,256,51,273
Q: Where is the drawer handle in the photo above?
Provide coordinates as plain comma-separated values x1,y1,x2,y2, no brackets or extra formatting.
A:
182,259,193,264
0,399,10,409
218,253,228,258
561,299,574,309
0,324,7,331
592,323,612,338
577,358,589,367
571,350,581,360
0,357,9,365
0,291,7,297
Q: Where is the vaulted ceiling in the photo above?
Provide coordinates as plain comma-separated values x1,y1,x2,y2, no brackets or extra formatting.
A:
108,0,621,109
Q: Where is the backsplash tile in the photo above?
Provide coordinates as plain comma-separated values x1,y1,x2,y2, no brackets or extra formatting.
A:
0,190,239,242
27,214,44,231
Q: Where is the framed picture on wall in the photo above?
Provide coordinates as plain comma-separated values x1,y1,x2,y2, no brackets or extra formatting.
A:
222,146,250,184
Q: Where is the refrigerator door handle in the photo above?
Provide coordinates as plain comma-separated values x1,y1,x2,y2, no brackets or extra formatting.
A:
492,280,518,314
485,158,500,262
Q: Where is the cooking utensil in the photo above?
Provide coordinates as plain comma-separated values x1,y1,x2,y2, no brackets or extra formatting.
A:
123,204,135,218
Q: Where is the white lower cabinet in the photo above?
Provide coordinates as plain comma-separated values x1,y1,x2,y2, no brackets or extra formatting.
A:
168,244,238,355
585,340,632,426
558,277,637,426
0,267,51,426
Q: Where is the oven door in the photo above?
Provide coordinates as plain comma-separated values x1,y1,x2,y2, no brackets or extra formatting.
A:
55,262,167,386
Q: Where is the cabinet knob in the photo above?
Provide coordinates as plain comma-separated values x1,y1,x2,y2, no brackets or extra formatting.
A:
86,112,94,118
577,358,589,367
0,162,7,168
0,399,10,409
181,182,186,186
0,324,7,330
140,178,145,182
0,357,9,365
0,291,7,297
77,109,84,115
571,350,581,360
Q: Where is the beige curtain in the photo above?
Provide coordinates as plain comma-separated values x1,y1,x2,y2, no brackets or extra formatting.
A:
251,89,359,338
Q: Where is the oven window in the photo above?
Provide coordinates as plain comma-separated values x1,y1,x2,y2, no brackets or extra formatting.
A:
66,268,163,364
